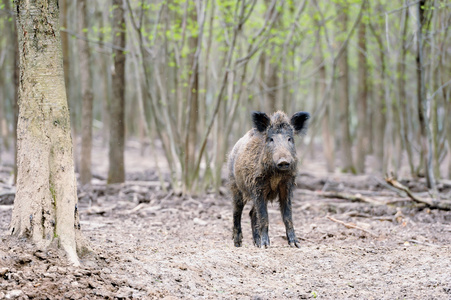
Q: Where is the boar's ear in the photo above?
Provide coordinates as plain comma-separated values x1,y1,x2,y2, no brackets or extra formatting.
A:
291,112,310,135
252,111,271,133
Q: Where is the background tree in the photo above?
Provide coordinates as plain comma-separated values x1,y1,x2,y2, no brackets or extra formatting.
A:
355,0,368,174
416,0,436,190
335,0,356,173
10,0,88,266
78,0,94,185
108,0,126,184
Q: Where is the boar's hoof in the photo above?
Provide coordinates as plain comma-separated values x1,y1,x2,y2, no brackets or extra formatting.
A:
260,235,270,249
289,239,301,248
233,231,243,247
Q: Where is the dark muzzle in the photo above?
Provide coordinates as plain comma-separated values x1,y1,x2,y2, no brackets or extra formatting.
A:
276,158,291,171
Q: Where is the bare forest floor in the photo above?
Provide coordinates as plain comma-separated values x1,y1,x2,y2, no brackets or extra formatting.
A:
1,140,451,299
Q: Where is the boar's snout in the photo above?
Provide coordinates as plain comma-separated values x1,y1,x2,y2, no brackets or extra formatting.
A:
276,158,291,170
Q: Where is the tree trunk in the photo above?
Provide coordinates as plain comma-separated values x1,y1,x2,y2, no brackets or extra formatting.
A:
4,0,19,182
355,3,368,174
108,0,126,184
368,14,387,174
316,31,334,172
397,2,415,176
336,1,355,173
78,0,94,185
11,0,88,266
98,9,110,147
265,0,280,113
184,2,199,191
416,0,436,190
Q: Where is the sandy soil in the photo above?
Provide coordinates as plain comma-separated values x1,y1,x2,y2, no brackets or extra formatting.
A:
1,143,451,299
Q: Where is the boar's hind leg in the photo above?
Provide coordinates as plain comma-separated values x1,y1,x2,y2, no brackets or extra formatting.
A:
253,196,270,248
232,191,244,247
279,188,300,248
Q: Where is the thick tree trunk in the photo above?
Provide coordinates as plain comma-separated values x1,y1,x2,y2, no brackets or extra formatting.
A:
108,0,126,184
336,1,355,173
11,0,88,266
78,0,94,185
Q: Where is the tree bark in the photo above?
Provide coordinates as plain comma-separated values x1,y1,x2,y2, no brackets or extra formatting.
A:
108,0,126,184
78,0,94,185
11,0,88,266
335,0,355,173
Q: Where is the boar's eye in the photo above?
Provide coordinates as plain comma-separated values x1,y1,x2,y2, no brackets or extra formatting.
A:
288,137,293,143
267,137,274,143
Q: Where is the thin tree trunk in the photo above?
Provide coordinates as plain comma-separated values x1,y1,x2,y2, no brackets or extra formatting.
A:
78,0,94,185
397,1,415,176
336,0,355,173
108,0,126,184
98,9,111,147
316,33,334,172
265,0,281,112
416,0,436,190
11,0,88,266
184,2,199,191
368,17,387,173
355,2,368,174
4,0,19,182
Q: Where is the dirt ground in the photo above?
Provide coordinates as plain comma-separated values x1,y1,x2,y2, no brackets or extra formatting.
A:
1,141,451,299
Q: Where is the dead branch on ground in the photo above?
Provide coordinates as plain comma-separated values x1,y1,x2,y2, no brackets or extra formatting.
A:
385,176,451,211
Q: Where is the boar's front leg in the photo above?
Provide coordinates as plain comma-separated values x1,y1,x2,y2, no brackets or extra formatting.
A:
279,184,300,248
252,194,270,248
232,190,244,247
249,205,260,247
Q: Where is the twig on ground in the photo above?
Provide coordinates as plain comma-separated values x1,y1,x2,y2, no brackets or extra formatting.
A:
407,239,439,247
326,215,378,237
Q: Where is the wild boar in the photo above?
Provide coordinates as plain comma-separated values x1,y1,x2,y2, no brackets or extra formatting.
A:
228,110,310,248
